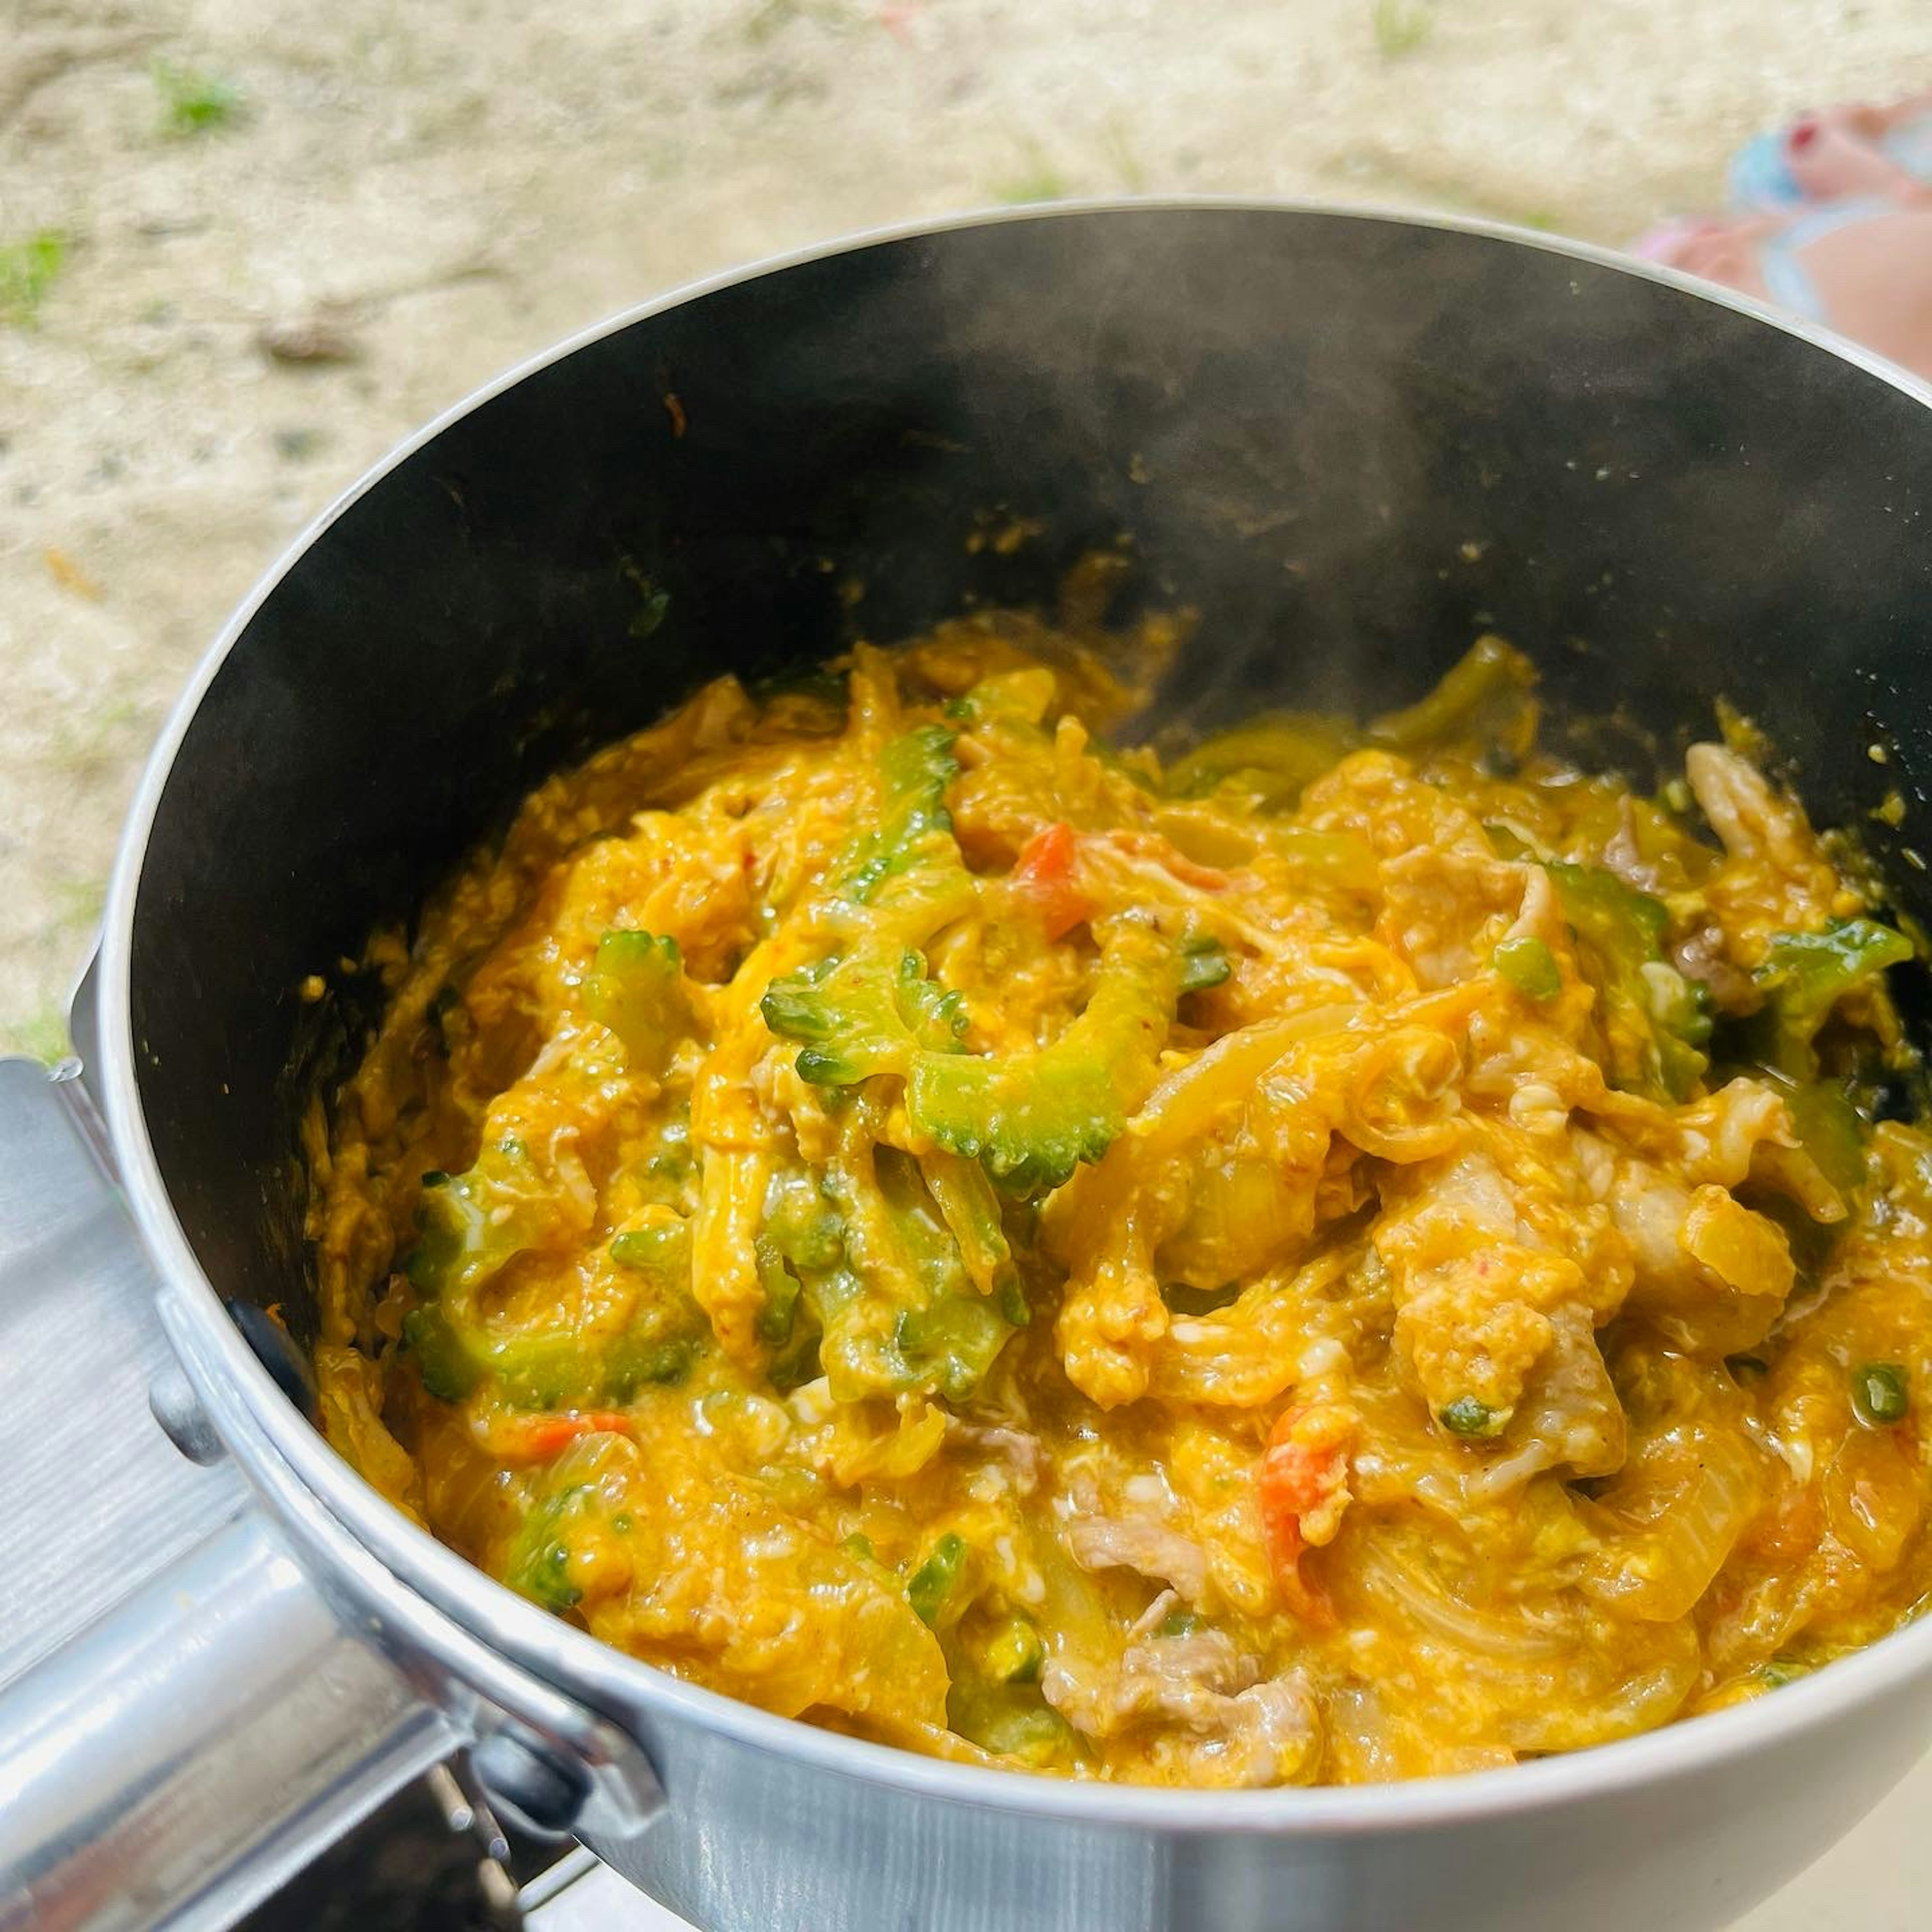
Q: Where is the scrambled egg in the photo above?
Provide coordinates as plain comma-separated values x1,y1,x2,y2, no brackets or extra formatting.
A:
312,616,1932,1785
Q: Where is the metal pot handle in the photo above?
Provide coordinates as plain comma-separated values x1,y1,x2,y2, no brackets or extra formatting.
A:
0,1512,455,1932
0,1054,662,1929
0,1056,453,1930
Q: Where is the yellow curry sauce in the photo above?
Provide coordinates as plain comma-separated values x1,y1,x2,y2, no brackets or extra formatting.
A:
312,618,1932,1787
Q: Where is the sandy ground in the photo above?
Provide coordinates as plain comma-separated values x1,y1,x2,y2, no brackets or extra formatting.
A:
1,0,1923,1053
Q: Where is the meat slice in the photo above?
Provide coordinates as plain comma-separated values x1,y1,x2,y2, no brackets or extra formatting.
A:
1064,1514,1212,1603
1041,1594,1319,1787
1684,742,1849,961
946,1422,1046,1495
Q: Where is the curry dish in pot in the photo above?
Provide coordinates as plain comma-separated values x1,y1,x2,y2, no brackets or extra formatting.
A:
312,616,1932,1786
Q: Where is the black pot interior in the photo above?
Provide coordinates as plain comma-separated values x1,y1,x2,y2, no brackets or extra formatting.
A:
124,206,1932,1347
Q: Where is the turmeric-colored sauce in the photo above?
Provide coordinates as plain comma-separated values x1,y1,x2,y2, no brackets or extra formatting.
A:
313,615,1932,1785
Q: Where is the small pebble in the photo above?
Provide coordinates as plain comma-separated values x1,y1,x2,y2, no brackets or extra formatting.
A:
257,313,362,364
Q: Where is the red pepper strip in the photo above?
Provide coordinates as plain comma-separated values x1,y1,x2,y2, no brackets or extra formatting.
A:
1011,821,1096,939
492,1411,635,1462
1256,1403,1353,1625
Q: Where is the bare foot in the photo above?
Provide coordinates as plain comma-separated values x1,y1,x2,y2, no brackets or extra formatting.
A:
1634,94,1932,382
1783,94,1932,202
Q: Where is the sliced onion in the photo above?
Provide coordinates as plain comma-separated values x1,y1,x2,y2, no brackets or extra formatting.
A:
1351,1536,1577,1660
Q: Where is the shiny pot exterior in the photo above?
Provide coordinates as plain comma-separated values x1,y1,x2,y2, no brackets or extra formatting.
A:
91,205,1932,1931
511,1661,1932,1932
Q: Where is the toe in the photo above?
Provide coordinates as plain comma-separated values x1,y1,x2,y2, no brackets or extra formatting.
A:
1785,107,1919,200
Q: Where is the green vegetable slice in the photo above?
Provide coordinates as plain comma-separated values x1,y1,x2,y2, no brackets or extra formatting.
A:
505,1479,595,1612
1548,861,1710,1101
1751,918,1913,1080
891,1295,1016,1404
1367,636,1538,763
750,1173,838,1390
908,917,1182,1197
1774,1073,1871,1195
762,1174,847,1272
810,723,977,944
843,725,958,901
767,918,1183,1201
406,1203,703,1408
945,1681,1076,1766
908,1532,969,1626
754,1237,804,1347
919,1150,1018,1301
1164,713,1360,809
761,945,968,1087
404,1305,696,1407
1179,934,1232,994
803,1146,1021,1403
583,929,689,1074
407,1138,554,1302
978,1615,1048,1685
1493,934,1561,1003
946,667,1057,732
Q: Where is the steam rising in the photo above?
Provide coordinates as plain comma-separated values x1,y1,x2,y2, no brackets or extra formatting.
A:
890,207,1930,802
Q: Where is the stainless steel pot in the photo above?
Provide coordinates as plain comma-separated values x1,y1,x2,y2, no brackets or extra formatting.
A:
4,203,1932,1932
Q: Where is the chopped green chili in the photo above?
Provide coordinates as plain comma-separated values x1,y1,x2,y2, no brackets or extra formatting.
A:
1439,1395,1496,1436
907,1532,969,1626
1852,1362,1910,1427
1493,934,1561,1003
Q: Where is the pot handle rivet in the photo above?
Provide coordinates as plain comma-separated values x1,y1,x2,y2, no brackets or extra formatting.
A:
148,1364,225,1465
470,1728,593,1840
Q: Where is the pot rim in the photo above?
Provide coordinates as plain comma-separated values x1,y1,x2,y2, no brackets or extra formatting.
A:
98,196,1932,1833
